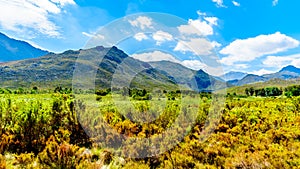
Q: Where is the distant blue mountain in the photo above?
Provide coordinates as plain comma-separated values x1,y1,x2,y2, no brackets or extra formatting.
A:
0,32,48,62
220,71,248,81
230,65,300,86
279,65,300,74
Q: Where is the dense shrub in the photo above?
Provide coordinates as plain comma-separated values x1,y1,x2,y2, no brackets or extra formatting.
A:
1,90,300,168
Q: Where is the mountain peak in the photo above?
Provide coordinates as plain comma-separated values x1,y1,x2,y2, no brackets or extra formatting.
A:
196,69,206,74
220,71,248,81
279,65,300,74
95,46,105,50
0,32,49,62
0,32,6,37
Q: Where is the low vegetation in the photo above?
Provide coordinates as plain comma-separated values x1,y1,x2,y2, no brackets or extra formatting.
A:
0,86,300,168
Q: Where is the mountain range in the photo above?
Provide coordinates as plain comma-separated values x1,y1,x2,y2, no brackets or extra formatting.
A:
229,65,300,86
0,32,48,62
0,46,170,89
0,45,226,91
1,32,300,90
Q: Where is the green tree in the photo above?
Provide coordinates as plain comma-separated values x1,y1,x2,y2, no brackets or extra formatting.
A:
245,88,249,96
249,87,255,96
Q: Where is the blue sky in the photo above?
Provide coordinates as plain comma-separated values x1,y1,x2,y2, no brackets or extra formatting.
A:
0,0,300,76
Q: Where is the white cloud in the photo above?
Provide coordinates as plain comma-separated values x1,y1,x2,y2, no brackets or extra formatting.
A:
128,16,153,30
174,38,214,55
196,10,207,16
272,0,279,6
82,32,105,40
234,64,249,69
82,32,93,37
181,60,206,70
177,12,218,37
175,11,219,56
178,19,214,37
152,31,173,45
131,51,180,63
212,0,226,8
211,41,222,48
222,64,249,74
27,0,61,14
133,32,148,41
232,1,240,6
51,0,76,7
249,69,274,76
204,66,225,76
292,59,300,68
204,17,218,26
0,0,75,37
181,60,224,76
263,54,300,68
220,32,300,65
131,51,223,76
25,40,48,51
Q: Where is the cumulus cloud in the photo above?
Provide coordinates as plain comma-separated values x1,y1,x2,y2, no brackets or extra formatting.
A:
152,31,173,45
221,64,249,74
204,17,218,26
0,0,75,37
292,59,300,68
131,51,223,76
175,11,220,56
178,19,214,37
234,64,249,69
232,1,240,6
177,11,218,37
263,54,300,68
220,32,300,65
134,32,148,41
131,51,179,63
174,38,214,55
196,10,207,16
249,69,274,76
181,60,206,70
212,0,226,8
128,16,153,30
272,0,279,6
182,60,224,76
82,32,105,40
211,41,222,48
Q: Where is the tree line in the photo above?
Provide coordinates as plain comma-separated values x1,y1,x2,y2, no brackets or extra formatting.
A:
245,85,300,97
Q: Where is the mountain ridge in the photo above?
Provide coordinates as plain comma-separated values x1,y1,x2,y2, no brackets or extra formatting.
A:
0,32,49,62
230,65,300,86
0,46,227,91
149,60,228,91
279,65,300,74
0,46,174,89
220,71,248,81
0,46,225,91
